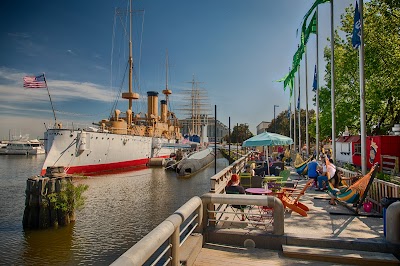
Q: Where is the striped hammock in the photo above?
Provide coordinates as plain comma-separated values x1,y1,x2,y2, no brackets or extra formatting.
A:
327,161,378,204
294,154,313,175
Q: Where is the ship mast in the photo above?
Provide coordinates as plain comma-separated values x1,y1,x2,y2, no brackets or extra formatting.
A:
162,49,172,104
122,0,139,110
178,75,210,136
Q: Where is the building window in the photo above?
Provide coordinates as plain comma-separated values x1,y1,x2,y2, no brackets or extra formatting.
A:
354,143,361,155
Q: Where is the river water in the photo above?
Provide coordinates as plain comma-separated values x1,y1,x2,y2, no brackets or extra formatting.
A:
0,154,229,265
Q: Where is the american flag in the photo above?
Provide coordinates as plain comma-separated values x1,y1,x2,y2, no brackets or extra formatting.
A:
23,74,47,88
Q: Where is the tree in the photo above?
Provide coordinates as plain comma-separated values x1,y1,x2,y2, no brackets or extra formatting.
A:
269,109,316,145
227,123,253,143
314,0,400,139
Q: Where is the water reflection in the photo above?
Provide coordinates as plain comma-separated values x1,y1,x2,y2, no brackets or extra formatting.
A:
22,225,74,265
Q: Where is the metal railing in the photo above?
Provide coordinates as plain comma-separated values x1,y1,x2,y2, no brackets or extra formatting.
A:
200,193,284,236
112,153,281,265
112,193,285,265
111,197,203,266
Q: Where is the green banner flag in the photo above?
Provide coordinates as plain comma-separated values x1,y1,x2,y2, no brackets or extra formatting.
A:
292,44,305,70
277,67,297,97
301,0,330,29
302,11,317,45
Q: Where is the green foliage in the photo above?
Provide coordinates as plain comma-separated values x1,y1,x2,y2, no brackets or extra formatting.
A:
317,0,400,139
269,109,316,143
376,172,391,182
341,162,358,172
48,180,89,214
226,123,254,143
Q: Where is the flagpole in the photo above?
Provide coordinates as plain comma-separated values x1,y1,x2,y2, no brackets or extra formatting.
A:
289,102,292,141
42,73,57,126
330,0,336,161
359,0,367,174
293,68,297,154
316,6,320,160
298,63,301,155
305,46,309,157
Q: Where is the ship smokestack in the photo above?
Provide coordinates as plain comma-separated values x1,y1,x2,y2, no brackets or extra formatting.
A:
160,100,167,123
114,109,121,121
126,109,132,125
147,91,159,119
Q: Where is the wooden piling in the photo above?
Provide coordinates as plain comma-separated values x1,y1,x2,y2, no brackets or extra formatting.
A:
22,166,74,229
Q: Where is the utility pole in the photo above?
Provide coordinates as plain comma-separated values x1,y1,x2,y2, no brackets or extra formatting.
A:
274,105,279,133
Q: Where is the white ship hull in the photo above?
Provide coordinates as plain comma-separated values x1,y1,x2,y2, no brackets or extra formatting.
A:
41,129,178,175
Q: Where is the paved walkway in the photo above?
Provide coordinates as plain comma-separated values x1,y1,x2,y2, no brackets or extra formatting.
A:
194,168,390,265
282,168,384,241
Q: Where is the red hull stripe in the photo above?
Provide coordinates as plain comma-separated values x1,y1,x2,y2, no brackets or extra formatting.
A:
40,155,170,176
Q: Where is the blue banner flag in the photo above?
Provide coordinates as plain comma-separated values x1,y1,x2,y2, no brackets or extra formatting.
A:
312,65,317,91
287,104,291,118
352,1,361,49
297,94,300,110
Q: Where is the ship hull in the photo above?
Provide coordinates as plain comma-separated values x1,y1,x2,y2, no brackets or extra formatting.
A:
176,148,214,177
41,129,177,175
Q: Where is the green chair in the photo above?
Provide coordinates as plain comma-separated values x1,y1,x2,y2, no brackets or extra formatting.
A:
276,169,297,189
239,173,252,188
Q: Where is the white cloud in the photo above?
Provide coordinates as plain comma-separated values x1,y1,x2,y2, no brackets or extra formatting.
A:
67,49,76,56
0,67,114,103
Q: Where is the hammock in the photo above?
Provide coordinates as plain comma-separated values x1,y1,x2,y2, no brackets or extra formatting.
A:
294,154,312,175
327,161,379,215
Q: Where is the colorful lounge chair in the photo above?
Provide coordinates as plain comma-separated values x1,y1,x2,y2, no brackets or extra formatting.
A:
277,179,313,217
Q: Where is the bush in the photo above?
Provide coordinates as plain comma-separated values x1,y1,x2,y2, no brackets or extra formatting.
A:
48,180,89,215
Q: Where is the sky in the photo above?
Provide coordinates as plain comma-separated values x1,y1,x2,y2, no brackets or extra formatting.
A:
0,0,356,139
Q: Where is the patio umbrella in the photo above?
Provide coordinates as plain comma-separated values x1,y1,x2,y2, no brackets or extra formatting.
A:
242,132,293,175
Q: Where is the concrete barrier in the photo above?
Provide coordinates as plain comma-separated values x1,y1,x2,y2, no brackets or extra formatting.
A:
386,201,400,245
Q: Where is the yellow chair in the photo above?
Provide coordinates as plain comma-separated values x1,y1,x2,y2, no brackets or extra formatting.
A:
239,172,252,188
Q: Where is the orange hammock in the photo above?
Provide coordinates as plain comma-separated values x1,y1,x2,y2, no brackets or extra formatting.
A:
327,159,379,215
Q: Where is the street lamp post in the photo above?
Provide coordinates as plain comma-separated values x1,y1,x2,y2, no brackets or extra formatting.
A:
274,105,279,133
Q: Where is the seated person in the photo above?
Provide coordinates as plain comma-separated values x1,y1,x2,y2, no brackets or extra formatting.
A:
317,162,328,190
244,164,255,176
225,174,246,220
317,159,338,193
307,159,319,187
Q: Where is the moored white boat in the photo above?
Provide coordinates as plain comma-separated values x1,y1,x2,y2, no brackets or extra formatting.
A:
0,139,45,155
